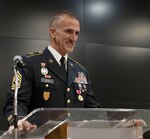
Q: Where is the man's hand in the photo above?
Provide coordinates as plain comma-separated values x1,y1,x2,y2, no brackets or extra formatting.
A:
17,120,37,132
8,120,37,134
122,119,147,127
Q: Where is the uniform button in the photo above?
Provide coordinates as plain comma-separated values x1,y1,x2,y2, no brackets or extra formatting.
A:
67,88,70,92
67,99,71,103
45,84,49,87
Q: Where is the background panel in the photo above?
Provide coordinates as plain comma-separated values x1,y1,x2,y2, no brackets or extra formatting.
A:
85,43,150,108
0,0,84,41
84,0,150,47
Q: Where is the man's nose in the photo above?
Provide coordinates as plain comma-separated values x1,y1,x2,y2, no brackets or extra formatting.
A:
70,33,78,41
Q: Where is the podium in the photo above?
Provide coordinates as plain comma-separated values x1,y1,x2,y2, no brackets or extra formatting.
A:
1,108,149,139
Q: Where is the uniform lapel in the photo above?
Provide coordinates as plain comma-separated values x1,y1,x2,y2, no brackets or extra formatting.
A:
43,48,67,82
67,59,78,86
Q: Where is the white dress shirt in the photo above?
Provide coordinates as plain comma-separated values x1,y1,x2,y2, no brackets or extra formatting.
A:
47,45,68,70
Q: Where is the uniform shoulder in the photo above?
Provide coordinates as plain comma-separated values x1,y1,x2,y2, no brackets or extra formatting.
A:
68,57,85,69
25,51,43,58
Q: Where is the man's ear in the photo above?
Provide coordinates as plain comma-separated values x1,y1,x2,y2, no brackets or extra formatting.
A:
48,27,56,38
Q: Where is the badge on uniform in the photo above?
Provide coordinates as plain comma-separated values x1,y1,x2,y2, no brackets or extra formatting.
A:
41,63,49,76
41,63,46,67
76,89,84,101
11,70,22,90
43,91,50,101
41,78,54,84
49,59,54,63
41,67,48,76
75,72,88,84
78,94,83,101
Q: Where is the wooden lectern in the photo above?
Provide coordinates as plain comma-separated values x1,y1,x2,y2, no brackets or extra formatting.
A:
45,121,68,139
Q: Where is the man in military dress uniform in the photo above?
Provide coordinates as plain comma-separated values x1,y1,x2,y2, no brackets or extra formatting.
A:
3,10,99,131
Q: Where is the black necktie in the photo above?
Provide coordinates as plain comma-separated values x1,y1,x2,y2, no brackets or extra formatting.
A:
60,56,66,74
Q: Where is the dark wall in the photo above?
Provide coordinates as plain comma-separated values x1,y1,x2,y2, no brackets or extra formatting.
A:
84,0,150,108
0,0,150,130
86,44,150,108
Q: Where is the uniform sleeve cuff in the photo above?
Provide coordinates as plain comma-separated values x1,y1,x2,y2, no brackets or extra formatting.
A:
7,115,24,126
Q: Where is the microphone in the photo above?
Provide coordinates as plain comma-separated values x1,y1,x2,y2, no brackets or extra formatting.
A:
12,55,25,135
13,55,25,68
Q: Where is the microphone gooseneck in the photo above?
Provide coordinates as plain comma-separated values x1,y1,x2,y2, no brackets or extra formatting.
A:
12,55,25,139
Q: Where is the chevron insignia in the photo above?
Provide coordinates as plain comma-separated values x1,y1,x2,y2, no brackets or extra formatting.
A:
11,71,22,90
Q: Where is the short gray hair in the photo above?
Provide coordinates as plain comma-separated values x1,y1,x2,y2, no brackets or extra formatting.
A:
49,10,79,28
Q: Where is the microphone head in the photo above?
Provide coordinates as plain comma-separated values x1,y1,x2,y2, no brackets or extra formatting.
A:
13,55,23,62
13,55,25,67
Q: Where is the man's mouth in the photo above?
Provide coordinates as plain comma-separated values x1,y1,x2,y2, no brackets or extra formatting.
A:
66,41,75,47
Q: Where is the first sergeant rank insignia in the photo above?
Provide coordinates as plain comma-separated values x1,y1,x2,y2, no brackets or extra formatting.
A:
11,70,22,90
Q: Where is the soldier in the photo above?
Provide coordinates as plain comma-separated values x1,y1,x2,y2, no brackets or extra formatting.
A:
3,10,100,131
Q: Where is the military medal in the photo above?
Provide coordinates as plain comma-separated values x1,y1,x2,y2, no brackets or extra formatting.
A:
83,84,87,91
76,90,84,101
78,83,82,90
41,67,48,75
78,95,83,101
76,90,81,95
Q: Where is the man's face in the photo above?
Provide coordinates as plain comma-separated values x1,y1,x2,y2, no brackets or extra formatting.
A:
51,15,80,56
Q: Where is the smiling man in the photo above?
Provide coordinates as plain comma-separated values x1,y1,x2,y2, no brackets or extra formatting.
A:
3,10,100,131
49,12,80,55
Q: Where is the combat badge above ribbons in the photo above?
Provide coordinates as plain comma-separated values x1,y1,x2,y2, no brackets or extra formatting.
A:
11,70,22,90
